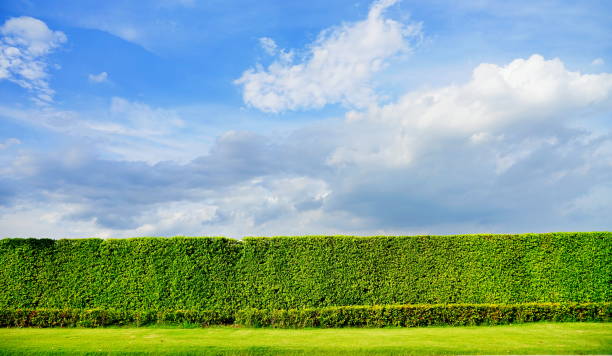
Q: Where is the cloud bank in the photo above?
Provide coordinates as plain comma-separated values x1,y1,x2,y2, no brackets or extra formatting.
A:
1,1,611,238
2,54,612,237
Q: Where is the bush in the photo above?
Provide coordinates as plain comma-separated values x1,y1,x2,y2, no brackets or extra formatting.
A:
1,303,608,328
235,302,612,328
0,308,232,328
236,233,611,309
0,233,610,313
156,310,233,326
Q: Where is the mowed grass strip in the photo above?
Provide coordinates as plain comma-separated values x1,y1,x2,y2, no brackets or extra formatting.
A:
0,322,611,355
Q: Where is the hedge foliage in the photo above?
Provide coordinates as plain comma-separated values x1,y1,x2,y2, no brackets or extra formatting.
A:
236,303,612,328
2,303,608,328
235,302,612,328
0,237,241,315
0,233,610,314
0,308,231,328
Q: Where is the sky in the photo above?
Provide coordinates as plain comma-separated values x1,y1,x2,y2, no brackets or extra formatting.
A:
0,0,611,238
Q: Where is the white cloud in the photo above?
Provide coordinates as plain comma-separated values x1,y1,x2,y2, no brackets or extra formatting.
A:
3,55,612,237
113,26,141,43
0,201,115,238
562,184,612,226
309,54,612,233
131,201,219,237
0,17,66,104
108,97,186,133
259,37,277,56
0,97,202,163
0,97,185,139
116,176,331,237
0,17,66,56
591,58,604,66
0,138,21,150
235,0,421,113
88,71,109,83
327,55,612,169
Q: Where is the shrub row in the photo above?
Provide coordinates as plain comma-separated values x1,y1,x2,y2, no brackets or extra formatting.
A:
1,233,610,312
235,302,612,328
0,308,232,328
3,303,608,328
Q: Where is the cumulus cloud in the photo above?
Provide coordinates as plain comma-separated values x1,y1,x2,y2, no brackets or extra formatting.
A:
0,16,66,104
235,0,421,113
0,177,337,238
327,55,612,168
88,71,109,83
0,129,294,230
591,58,604,66
2,55,612,237
317,55,612,230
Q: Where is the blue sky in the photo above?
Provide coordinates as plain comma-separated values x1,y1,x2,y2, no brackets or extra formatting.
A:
0,0,611,238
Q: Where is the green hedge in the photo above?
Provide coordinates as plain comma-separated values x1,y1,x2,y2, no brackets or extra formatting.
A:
235,303,612,328
0,308,232,328
0,233,610,313
2,303,608,328
237,232,611,309
0,237,242,315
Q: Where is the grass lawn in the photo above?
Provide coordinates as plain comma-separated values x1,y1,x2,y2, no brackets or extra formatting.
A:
0,322,610,355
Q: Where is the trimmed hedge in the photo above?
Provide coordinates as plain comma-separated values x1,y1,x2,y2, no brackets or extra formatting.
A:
0,308,232,328
0,233,610,314
0,237,242,315
235,303,612,328
2,303,608,328
238,232,611,309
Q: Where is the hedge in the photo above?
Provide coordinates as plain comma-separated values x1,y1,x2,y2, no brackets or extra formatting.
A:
0,237,242,315
0,233,610,314
235,303,612,328
1,303,608,328
0,308,232,328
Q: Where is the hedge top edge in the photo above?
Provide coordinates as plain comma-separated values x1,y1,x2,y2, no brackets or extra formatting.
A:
1,231,610,241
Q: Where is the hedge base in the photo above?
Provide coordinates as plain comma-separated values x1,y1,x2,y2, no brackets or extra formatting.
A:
1,303,609,328
0,309,232,328
235,302,612,328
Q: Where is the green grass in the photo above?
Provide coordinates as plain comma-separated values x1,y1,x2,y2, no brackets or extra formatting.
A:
0,322,610,355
